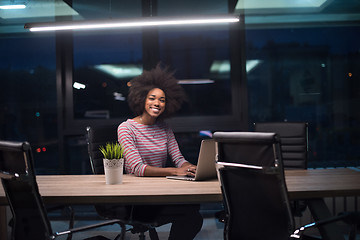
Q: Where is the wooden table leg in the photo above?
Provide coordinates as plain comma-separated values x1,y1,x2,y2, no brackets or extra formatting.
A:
307,198,345,240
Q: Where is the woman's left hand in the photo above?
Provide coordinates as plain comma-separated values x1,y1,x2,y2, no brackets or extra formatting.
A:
179,164,197,177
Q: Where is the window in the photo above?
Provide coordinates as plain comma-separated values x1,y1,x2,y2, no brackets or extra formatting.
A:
158,26,232,117
244,3,360,167
72,30,143,119
0,34,59,173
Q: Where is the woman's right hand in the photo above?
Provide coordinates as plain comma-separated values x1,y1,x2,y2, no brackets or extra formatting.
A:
176,164,196,177
143,164,196,177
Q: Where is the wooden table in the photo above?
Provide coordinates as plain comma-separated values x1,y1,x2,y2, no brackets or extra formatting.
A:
1,168,359,205
285,168,360,199
1,168,360,240
286,168,360,240
6,174,222,205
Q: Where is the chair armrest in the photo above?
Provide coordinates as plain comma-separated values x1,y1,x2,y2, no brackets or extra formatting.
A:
0,171,18,180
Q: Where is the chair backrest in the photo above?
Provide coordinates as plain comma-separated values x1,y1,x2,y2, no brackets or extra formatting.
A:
213,132,294,240
0,140,53,240
86,124,119,174
254,122,308,169
213,131,280,167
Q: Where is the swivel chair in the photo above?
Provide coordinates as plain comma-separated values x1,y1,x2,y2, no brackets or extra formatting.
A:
213,132,358,240
0,140,122,240
254,122,308,216
254,122,308,169
86,125,159,240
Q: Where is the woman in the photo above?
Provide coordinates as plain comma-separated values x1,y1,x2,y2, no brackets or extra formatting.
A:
118,63,203,240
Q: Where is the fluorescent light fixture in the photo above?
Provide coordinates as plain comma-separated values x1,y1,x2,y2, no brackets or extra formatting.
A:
210,60,231,74
24,15,239,32
235,0,330,15
0,4,26,9
94,64,142,79
210,60,263,74
246,59,263,73
236,0,328,10
178,79,215,85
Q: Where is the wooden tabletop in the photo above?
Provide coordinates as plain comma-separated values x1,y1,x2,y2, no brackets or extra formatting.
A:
0,168,359,205
35,174,222,205
285,168,360,199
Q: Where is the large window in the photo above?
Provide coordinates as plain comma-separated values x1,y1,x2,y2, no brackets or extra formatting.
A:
71,16,236,121
71,26,234,120
244,4,360,167
72,30,142,120
158,26,233,117
1,0,359,175
0,34,58,173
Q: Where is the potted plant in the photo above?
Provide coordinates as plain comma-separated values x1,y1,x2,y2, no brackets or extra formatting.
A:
99,142,124,184
99,142,124,160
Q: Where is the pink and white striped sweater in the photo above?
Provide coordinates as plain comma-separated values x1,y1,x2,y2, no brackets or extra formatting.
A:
117,119,188,176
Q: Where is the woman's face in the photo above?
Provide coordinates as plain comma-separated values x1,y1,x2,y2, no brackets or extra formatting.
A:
143,88,166,118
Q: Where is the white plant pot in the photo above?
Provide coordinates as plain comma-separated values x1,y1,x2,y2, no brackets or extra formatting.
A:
103,158,124,184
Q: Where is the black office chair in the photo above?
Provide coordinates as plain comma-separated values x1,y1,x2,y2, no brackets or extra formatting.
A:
0,140,122,240
214,131,296,240
254,122,308,216
254,122,308,169
213,132,358,240
86,125,159,240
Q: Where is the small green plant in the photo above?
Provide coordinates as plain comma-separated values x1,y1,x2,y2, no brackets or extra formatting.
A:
99,142,124,159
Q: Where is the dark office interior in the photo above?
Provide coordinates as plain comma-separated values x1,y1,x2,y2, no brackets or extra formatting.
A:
0,0,359,239
1,0,359,174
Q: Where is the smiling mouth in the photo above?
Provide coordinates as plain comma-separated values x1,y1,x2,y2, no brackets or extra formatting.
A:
150,107,161,113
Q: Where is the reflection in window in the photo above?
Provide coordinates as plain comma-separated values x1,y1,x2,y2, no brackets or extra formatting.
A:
73,30,142,119
0,34,59,173
158,26,232,117
246,26,360,168
73,24,234,119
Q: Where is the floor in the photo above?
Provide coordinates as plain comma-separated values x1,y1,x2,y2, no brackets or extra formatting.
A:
51,208,224,240
50,207,359,240
5,204,358,240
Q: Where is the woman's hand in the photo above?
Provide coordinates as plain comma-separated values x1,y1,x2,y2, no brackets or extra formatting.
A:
143,163,197,177
177,163,197,177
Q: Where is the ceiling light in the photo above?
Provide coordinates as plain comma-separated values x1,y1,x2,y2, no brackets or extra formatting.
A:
0,4,26,9
178,79,215,85
24,15,239,32
210,60,263,74
94,64,142,79
236,0,328,10
73,82,86,90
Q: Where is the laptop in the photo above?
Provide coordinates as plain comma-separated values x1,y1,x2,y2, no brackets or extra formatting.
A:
166,139,217,181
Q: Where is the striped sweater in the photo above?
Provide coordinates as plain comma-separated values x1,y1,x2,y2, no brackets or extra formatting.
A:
117,119,188,176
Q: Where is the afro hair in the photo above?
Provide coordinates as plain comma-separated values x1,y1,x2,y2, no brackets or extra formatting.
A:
127,63,187,120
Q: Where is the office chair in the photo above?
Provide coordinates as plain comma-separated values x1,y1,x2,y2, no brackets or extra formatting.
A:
86,125,159,240
254,122,308,216
214,131,296,240
213,132,358,240
254,122,308,169
0,140,122,240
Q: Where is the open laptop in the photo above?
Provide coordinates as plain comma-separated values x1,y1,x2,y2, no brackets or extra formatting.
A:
166,139,217,181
